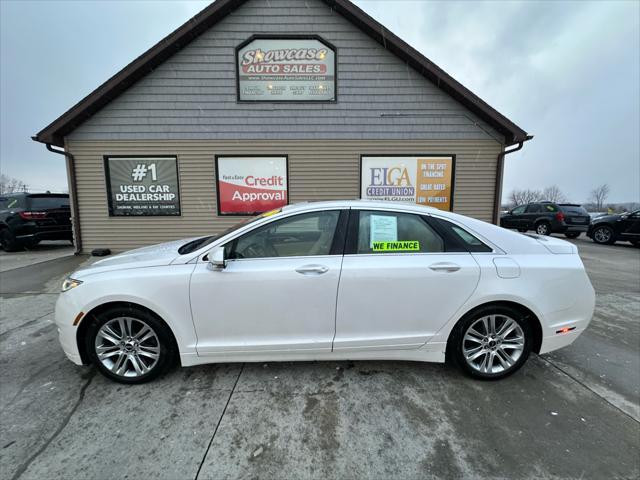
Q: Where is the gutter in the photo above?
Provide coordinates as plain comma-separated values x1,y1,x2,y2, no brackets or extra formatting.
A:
492,135,534,225
34,139,83,255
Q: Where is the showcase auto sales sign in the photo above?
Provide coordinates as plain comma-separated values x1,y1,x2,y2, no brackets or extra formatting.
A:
237,37,335,101
217,157,288,215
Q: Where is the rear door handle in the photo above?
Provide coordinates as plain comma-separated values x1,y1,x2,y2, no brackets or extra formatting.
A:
295,264,329,275
429,262,461,273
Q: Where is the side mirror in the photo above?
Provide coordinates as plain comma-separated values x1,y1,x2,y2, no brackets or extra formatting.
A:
207,246,226,269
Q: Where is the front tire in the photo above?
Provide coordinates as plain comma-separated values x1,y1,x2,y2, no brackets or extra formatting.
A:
564,232,580,239
535,222,551,236
591,225,615,245
449,305,533,380
85,306,176,384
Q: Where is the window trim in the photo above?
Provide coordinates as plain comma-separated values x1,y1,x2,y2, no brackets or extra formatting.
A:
222,208,348,261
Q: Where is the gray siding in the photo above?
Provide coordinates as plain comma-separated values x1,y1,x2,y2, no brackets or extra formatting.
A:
68,0,503,143
66,139,502,252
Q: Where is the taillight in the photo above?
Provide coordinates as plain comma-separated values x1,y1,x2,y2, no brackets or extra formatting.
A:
555,212,565,222
19,211,48,220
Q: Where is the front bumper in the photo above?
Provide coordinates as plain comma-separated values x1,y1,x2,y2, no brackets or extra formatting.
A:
55,292,86,366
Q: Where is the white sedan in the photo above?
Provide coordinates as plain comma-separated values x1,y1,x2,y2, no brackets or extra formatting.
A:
56,200,595,383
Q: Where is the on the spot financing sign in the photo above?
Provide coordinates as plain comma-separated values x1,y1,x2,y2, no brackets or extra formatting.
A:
361,156,455,211
237,37,336,101
216,157,288,215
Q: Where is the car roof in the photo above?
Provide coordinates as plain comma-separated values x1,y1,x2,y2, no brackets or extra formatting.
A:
281,200,440,215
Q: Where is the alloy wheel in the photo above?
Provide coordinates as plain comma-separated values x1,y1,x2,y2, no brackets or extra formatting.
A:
536,223,549,235
94,317,160,378
593,227,612,244
462,314,525,374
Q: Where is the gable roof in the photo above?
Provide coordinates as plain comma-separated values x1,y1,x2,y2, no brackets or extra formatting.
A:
33,0,529,147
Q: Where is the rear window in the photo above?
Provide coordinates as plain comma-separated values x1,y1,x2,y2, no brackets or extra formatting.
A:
0,195,25,209
559,205,588,215
27,196,70,210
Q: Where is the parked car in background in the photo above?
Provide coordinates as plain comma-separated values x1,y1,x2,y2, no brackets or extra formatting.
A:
587,210,640,246
55,200,594,384
500,202,591,238
0,193,72,251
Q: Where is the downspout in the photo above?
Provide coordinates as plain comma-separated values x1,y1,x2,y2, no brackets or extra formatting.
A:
41,142,83,255
492,135,533,225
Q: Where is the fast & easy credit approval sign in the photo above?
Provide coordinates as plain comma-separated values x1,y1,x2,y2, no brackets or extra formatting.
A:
216,156,288,215
361,156,455,211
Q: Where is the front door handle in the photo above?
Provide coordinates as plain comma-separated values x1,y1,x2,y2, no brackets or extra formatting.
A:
429,262,461,273
295,265,329,275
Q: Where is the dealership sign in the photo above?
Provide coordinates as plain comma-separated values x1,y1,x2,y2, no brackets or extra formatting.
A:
361,156,455,211
216,156,288,215
236,37,336,101
105,156,181,216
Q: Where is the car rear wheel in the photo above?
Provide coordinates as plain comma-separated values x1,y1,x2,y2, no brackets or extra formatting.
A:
564,232,580,239
0,229,21,252
449,305,532,380
535,222,551,236
592,225,615,245
86,306,176,384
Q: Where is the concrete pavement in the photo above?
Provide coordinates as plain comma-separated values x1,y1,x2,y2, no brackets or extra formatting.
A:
0,238,638,479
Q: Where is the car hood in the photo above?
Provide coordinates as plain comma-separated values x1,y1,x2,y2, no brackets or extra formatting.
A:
72,237,199,278
591,214,619,224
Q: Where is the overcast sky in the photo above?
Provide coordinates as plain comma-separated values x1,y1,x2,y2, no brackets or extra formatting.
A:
1,0,638,203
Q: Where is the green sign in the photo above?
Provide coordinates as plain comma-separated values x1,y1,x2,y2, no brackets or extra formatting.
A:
371,240,420,252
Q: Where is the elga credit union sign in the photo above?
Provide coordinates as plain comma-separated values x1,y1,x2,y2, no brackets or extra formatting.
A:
361,156,455,211
216,156,288,215
105,156,181,216
236,37,336,101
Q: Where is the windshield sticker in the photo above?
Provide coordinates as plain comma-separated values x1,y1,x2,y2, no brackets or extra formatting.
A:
370,214,397,246
372,241,420,252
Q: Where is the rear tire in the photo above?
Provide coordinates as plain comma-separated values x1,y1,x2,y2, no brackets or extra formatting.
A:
448,305,533,380
591,225,615,245
535,222,551,236
85,306,176,384
0,229,21,252
564,232,580,239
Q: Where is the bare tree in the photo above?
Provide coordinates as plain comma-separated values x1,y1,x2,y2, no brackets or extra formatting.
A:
0,174,26,194
589,184,610,211
508,188,543,207
542,185,567,203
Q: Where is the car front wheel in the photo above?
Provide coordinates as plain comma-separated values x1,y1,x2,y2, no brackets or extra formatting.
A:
86,306,176,384
592,225,615,245
450,305,532,380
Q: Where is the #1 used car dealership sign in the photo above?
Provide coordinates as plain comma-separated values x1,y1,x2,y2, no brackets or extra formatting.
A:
236,36,336,101
216,156,288,215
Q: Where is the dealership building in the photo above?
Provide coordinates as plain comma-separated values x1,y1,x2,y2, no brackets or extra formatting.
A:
33,0,530,253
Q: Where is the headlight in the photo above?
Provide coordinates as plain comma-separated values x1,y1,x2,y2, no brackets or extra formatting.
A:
61,278,83,292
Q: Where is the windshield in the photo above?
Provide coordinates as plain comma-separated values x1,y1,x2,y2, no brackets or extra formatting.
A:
178,211,279,255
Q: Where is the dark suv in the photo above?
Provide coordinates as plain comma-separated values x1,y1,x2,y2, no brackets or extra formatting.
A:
0,193,72,251
500,202,591,238
587,210,640,246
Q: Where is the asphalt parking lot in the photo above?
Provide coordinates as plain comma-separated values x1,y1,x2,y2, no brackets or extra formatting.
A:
1,237,638,479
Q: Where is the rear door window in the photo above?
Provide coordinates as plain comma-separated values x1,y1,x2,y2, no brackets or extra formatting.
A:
525,204,542,213
355,210,444,254
430,217,493,252
28,196,70,210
